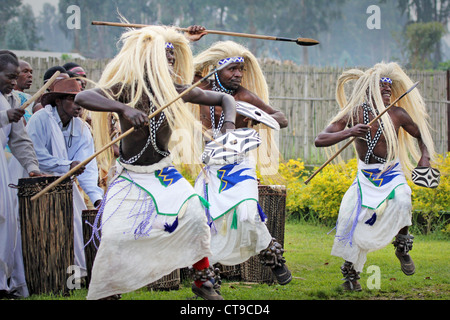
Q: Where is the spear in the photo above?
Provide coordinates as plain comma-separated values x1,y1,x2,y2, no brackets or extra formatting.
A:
304,81,419,185
91,20,319,46
30,61,233,201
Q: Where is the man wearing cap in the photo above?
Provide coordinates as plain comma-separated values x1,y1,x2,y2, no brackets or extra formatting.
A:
0,51,41,298
26,78,104,281
314,62,437,291
188,33,292,286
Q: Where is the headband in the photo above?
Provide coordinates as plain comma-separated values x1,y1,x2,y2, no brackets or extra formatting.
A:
380,77,392,84
165,42,174,49
218,56,245,65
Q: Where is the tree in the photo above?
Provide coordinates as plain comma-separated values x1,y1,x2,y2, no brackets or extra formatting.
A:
0,0,23,47
16,4,41,50
405,21,446,69
395,0,449,66
36,3,73,52
4,20,29,50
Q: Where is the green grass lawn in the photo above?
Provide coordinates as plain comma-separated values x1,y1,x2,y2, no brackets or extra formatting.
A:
21,220,449,301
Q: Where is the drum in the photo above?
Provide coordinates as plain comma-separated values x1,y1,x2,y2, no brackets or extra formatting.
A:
240,185,287,284
81,209,101,288
17,176,74,295
147,269,181,291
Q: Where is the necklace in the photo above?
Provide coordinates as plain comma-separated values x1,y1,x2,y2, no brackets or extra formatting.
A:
119,101,170,164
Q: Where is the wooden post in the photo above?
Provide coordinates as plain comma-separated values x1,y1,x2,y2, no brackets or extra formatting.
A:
447,69,449,152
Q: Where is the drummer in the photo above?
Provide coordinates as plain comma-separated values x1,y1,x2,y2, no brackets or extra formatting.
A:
0,51,42,299
187,28,291,285
26,78,104,283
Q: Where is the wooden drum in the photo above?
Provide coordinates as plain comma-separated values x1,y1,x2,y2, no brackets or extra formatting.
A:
81,209,101,288
240,185,287,284
17,176,74,295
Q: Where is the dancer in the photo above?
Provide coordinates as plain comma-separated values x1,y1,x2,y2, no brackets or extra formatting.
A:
74,25,237,300
190,35,292,285
314,62,437,290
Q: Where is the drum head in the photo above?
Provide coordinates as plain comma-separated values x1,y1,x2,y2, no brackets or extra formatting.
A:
236,101,280,130
411,166,440,188
202,128,261,164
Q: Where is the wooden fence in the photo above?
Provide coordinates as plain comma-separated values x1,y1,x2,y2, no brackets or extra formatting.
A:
22,57,449,165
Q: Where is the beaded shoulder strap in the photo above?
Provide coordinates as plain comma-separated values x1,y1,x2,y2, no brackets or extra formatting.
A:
119,102,170,164
362,103,386,164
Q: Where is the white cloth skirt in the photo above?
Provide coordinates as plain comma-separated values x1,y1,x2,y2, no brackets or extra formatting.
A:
86,160,211,300
331,182,412,272
194,158,272,266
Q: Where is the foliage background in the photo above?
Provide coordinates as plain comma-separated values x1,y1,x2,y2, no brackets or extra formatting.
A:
259,153,450,236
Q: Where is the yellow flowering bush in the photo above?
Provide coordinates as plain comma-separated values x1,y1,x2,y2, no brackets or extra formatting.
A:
297,159,357,223
184,153,449,234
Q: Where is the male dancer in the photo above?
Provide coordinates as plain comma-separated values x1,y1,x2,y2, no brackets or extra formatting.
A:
74,25,236,300
189,33,292,285
314,62,436,290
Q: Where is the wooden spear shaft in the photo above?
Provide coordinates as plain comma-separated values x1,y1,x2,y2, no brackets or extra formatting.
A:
30,63,231,201
304,81,419,185
91,21,319,46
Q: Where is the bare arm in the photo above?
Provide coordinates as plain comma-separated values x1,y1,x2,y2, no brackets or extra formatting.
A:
238,88,288,128
180,86,236,130
394,107,431,167
74,88,149,129
315,117,370,147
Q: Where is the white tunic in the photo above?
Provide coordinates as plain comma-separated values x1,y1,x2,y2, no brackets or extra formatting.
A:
0,93,38,297
26,105,104,276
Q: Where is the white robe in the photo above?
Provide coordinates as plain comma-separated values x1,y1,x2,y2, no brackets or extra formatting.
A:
0,94,29,297
331,160,412,272
26,106,90,276
86,158,212,300
194,156,272,266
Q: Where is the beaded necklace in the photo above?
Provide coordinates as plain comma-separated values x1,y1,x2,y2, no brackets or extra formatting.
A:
362,102,386,164
209,71,236,138
119,101,169,164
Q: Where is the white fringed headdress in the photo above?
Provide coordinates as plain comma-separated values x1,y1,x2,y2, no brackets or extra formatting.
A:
91,25,202,177
193,40,280,177
333,62,436,177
